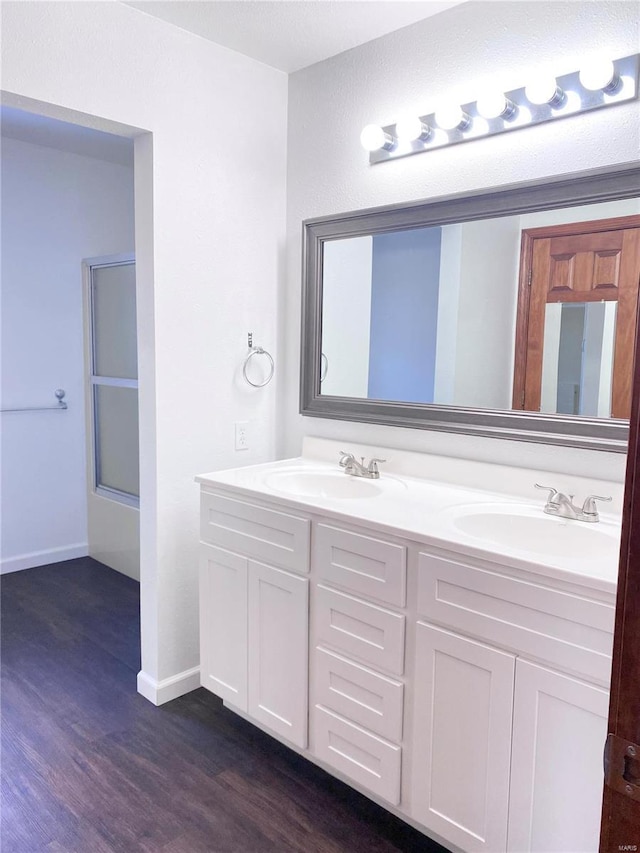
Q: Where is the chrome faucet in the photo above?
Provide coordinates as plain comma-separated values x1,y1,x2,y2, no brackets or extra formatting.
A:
535,484,612,523
339,451,386,479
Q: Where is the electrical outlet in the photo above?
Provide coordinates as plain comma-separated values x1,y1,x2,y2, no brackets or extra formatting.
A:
235,421,249,451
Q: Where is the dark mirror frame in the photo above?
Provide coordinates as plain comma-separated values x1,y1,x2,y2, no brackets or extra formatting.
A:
300,164,640,453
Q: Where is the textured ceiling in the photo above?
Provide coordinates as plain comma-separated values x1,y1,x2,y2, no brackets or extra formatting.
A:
123,0,466,73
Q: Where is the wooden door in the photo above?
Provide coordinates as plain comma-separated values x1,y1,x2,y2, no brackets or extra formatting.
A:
508,660,609,853
513,216,640,419
247,560,309,748
199,543,248,710
600,278,640,849
412,622,515,853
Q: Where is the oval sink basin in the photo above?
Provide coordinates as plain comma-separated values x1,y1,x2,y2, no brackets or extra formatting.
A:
443,502,620,562
264,469,385,500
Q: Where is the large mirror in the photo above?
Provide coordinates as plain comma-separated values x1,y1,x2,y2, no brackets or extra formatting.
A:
300,165,640,451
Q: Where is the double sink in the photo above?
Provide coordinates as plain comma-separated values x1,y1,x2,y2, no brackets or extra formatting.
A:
262,466,621,569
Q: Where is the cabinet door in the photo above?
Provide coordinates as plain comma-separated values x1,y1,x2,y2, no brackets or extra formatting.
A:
199,543,248,710
248,561,309,748
507,660,608,853
412,622,515,853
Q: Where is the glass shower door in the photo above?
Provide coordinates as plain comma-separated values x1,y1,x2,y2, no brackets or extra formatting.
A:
88,258,139,505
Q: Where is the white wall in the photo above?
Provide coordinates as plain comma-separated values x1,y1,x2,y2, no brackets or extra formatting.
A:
321,236,372,397
518,198,640,229
0,136,135,573
434,224,462,404
284,0,639,482
453,216,521,409
1,1,288,701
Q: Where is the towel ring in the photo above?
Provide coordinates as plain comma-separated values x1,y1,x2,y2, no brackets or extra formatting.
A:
243,334,274,387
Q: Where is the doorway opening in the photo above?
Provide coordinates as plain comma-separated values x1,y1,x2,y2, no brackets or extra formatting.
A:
1,105,144,584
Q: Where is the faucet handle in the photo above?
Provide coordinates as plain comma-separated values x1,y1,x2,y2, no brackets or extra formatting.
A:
582,494,612,517
535,483,561,503
339,451,355,468
367,457,386,474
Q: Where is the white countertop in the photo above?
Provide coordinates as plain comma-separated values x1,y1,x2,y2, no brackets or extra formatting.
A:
196,439,622,597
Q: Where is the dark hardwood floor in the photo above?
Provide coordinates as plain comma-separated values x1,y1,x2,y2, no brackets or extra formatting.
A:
1,558,447,853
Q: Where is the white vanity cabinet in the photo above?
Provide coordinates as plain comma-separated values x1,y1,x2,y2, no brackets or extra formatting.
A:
413,549,613,853
199,489,310,748
196,475,615,853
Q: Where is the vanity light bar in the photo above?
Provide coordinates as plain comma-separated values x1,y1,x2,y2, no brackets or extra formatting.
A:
364,53,639,165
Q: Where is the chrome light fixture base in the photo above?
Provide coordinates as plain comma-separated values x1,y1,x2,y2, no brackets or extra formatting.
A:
367,53,639,165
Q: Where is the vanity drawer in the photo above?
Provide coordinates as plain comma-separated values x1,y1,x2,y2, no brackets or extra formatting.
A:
315,584,405,675
313,705,401,805
314,646,404,742
417,552,614,684
313,523,406,606
201,492,310,574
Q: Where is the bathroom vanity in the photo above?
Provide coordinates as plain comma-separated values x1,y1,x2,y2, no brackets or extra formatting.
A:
196,438,621,853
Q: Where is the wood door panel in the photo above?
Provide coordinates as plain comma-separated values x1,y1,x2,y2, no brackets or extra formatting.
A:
600,239,640,849
547,231,624,299
549,253,576,291
521,237,551,411
574,250,599,295
612,229,640,419
513,216,640,415
546,289,619,304
548,252,576,292
593,250,622,291
550,230,624,254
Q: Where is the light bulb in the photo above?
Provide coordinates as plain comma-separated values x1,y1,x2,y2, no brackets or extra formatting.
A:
579,59,619,92
525,75,565,106
360,124,395,152
476,91,517,120
395,115,431,143
434,104,471,131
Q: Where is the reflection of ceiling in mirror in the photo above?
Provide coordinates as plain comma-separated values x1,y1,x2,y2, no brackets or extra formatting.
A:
319,196,640,420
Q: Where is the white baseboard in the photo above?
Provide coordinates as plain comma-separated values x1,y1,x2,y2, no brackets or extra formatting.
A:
1,543,89,574
137,666,201,706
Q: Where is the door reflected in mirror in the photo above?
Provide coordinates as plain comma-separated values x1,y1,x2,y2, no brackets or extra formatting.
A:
319,200,640,420
514,214,640,419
